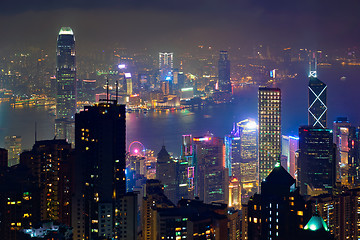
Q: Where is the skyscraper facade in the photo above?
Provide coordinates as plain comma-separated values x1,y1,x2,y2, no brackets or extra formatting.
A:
20,140,73,226
333,117,358,186
55,27,76,143
72,101,126,240
218,50,231,92
156,145,177,204
227,119,258,203
192,134,229,203
159,52,173,82
5,135,21,167
308,76,327,128
242,165,311,240
281,135,299,178
298,126,336,196
258,87,281,185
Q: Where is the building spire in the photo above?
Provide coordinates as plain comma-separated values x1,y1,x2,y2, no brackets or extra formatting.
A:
106,77,109,103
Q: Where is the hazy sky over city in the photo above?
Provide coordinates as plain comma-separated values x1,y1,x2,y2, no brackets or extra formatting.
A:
0,0,359,52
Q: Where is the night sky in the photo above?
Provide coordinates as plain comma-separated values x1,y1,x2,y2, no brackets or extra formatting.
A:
0,0,359,52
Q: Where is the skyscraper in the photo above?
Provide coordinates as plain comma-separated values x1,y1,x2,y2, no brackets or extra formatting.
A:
298,126,336,196
258,87,281,185
192,134,229,203
282,135,299,178
20,140,73,226
72,101,126,240
333,117,358,186
226,119,258,203
242,165,311,240
55,27,76,143
159,52,173,82
218,50,231,92
308,76,327,128
156,145,177,204
5,135,21,167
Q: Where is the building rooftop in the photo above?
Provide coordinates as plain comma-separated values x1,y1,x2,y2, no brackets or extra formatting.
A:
59,27,73,35
304,213,329,232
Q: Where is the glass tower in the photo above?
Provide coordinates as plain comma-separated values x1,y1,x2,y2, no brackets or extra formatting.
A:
55,27,76,143
218,50,231,92
298,126,335,196
56,27,76,119
308,77,327,128
258,87,281,186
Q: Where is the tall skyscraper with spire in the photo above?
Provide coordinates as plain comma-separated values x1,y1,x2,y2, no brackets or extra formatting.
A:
55,27,76,143
258,87,281,186
308,55,327,128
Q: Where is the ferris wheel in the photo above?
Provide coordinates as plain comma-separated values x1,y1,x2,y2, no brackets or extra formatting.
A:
128,141,146,156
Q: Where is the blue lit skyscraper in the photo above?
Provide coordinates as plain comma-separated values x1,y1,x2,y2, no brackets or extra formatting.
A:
228,119,258,203
55,27,76,143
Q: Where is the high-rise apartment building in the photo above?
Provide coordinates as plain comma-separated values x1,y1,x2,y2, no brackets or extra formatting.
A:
72,101,126,240
298,126,336,196
155,199,229,240
5,135,21,167
0,165,41,240
312,188,360,240
218,50,231,92
308,76,327,128
20,140,73,226
55,27,76,143
258,87,281,185
117,192,138,240
141,179,175,240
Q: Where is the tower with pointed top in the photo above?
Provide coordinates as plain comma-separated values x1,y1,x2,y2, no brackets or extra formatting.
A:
308,53,327,128
242,165,311,240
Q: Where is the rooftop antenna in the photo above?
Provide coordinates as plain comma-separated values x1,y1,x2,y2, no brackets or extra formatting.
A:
309,51,317,78
106,77,109,103
115,80,119,104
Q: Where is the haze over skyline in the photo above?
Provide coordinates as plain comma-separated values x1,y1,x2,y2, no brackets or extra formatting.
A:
0,0,359,52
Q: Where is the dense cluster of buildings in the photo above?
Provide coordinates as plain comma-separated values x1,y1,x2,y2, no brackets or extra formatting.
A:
1,27,360,240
